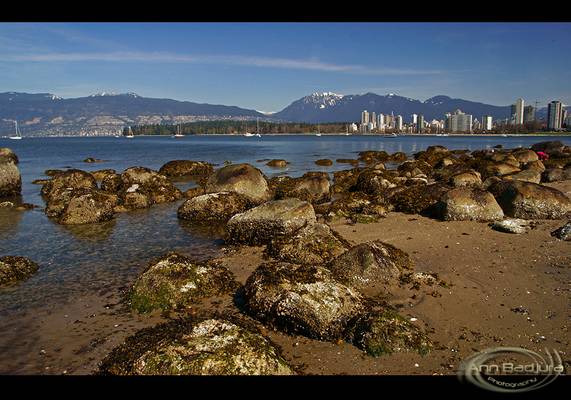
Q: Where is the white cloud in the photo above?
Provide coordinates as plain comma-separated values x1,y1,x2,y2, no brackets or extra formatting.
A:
0,51,443,76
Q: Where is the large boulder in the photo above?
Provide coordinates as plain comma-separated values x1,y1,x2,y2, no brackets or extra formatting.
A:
41,169,97,200
489,180,571,219
347,309,432,356
177,191,252,222
243,262,365,341
265,223,350,265
158,160,213,177
272,175,330,204
542,167,571,183
503,169,542,184
531,141,565,154
205,163,270,204
324,192,390,224
511,149,538,164
58,189,119,225
0,148,19,164
434,188,504,221
326,241,414,294
99,317,293,375
129,252,238,313
449,170,482,187
0,256,39,286
331,168,362,193
388,183,451,216
355,169,398,196
226,199,316,245
266,159,288,168
120,167,182,206
0,158,21,198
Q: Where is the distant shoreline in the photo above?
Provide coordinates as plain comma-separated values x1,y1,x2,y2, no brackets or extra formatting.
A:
2,132,571,139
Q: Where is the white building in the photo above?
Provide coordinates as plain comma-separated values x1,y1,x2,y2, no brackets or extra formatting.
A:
514,98,525,125
445,109,473,133
412,114,418,124
482,115,493,131
395,115,403,131
377,113,385,131
361,110,370,125
350,123,358,132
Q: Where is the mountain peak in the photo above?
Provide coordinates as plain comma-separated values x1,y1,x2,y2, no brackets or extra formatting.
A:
424,95,452,105
89,92,140,98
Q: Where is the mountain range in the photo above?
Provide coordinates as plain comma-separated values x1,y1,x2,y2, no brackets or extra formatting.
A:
0,91,551,136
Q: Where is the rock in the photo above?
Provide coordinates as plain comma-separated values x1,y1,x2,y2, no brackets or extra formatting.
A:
0,148,19,164
183,186,206,199
120,167,182,206
100,173,123,192
130,252,238,313
84,157,103,163
226,199,316,245
355,169,397,196
388,183,451,216
0,201,14,208
0,158,21,198
331,168,362,193
490,219,531,234
266,223,350,265
358,151,390,163
524,160,546,173
41,169,97,200
325,192,390,223
531,141,565,154
58,189,119,225
0,256,39,285
511,149,538,164
243,262,365,341
449,170,482,187
326,241,414,294
481,162,521,179
398,160,432,176
205,163,270,204
489,180,571,219
44,169,65,177
158,160,213,177
414,146,451,166
99,317,293,375
347,309,432,356
503,169,542,184
32,178,51,185
551,221,571,241
177,192,252,222
434,188,504,221
315,159,333,166
542,168,571,183
390,152,408,162
91,169,116,181
272,175,330,204
336,159,360,167
266,159,288,168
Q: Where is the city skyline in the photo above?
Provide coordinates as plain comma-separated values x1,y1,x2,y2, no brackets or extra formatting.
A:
0,23,570,112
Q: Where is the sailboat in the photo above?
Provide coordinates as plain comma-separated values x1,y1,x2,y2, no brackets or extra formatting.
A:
174,124,184,138
125,126,134,139
9,121,22,140
255,117,262,137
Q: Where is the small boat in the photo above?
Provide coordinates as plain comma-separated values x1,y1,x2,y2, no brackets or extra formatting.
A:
173,124,184,138
315,133,322,137
125,126,134,139
244,132,255,137
9,121,22,140
255,133,262,138
501,134,508,137
383,133,397,138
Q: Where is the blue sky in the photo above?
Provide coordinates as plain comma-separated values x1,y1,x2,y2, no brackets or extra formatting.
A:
0,22,570,112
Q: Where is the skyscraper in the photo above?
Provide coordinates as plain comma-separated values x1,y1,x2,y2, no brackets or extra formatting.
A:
370,112,377,129
523,105,535,123
361,110,370,125
395,115,403,131
514,98,524,125
412,114,418,124
417,115,424,133
483,115,493,131
377,114,385,131
547,101,563,130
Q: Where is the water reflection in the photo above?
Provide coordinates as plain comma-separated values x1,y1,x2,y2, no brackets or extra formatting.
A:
0,209,23,240
178,219,227,244
57,219,116,242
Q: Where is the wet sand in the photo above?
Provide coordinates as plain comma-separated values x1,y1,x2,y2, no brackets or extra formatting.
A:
3,181,569,375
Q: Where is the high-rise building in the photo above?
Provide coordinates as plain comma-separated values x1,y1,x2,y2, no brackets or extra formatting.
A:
412,114,418,124
445,109,473,133
547,101,563,130
370,112,377,129
417,115,425,133
483,115,493,131
377,114,385,131
523,105,535,123
395,115,403,131
513,98,525,125
361,110,370,126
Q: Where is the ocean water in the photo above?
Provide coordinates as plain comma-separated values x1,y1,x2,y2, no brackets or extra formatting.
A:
0,134,570,372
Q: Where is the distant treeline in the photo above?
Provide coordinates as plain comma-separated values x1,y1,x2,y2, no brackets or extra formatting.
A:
127,120,354,136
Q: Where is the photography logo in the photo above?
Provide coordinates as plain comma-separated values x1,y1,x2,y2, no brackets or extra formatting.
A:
457,347,565,393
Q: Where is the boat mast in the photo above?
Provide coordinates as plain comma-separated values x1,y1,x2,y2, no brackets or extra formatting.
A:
257,117,260,135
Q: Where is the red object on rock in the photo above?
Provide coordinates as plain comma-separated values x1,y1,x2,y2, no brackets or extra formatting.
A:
536,151,549,161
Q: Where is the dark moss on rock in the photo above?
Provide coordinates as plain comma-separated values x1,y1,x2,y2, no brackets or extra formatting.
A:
0,256,39,286
158,160,213,177
347,308,433,356
119,167,182,206
205,163,270,204
58,189,119,225
0,158,21,198
243,262,365,341
129,252,239,313
265,223,350,265
98,316,293,375
177,191,252,222
388,182,451,216
0,148,19,164
266,159,289,168
272,175,331,204
325,191,390,223
434,188,504,222
315,159,333,166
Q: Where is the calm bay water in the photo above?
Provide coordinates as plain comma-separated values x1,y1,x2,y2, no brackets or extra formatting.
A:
1,134,570,373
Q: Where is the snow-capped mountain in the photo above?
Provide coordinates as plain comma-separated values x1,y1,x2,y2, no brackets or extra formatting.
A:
274,92,513,123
